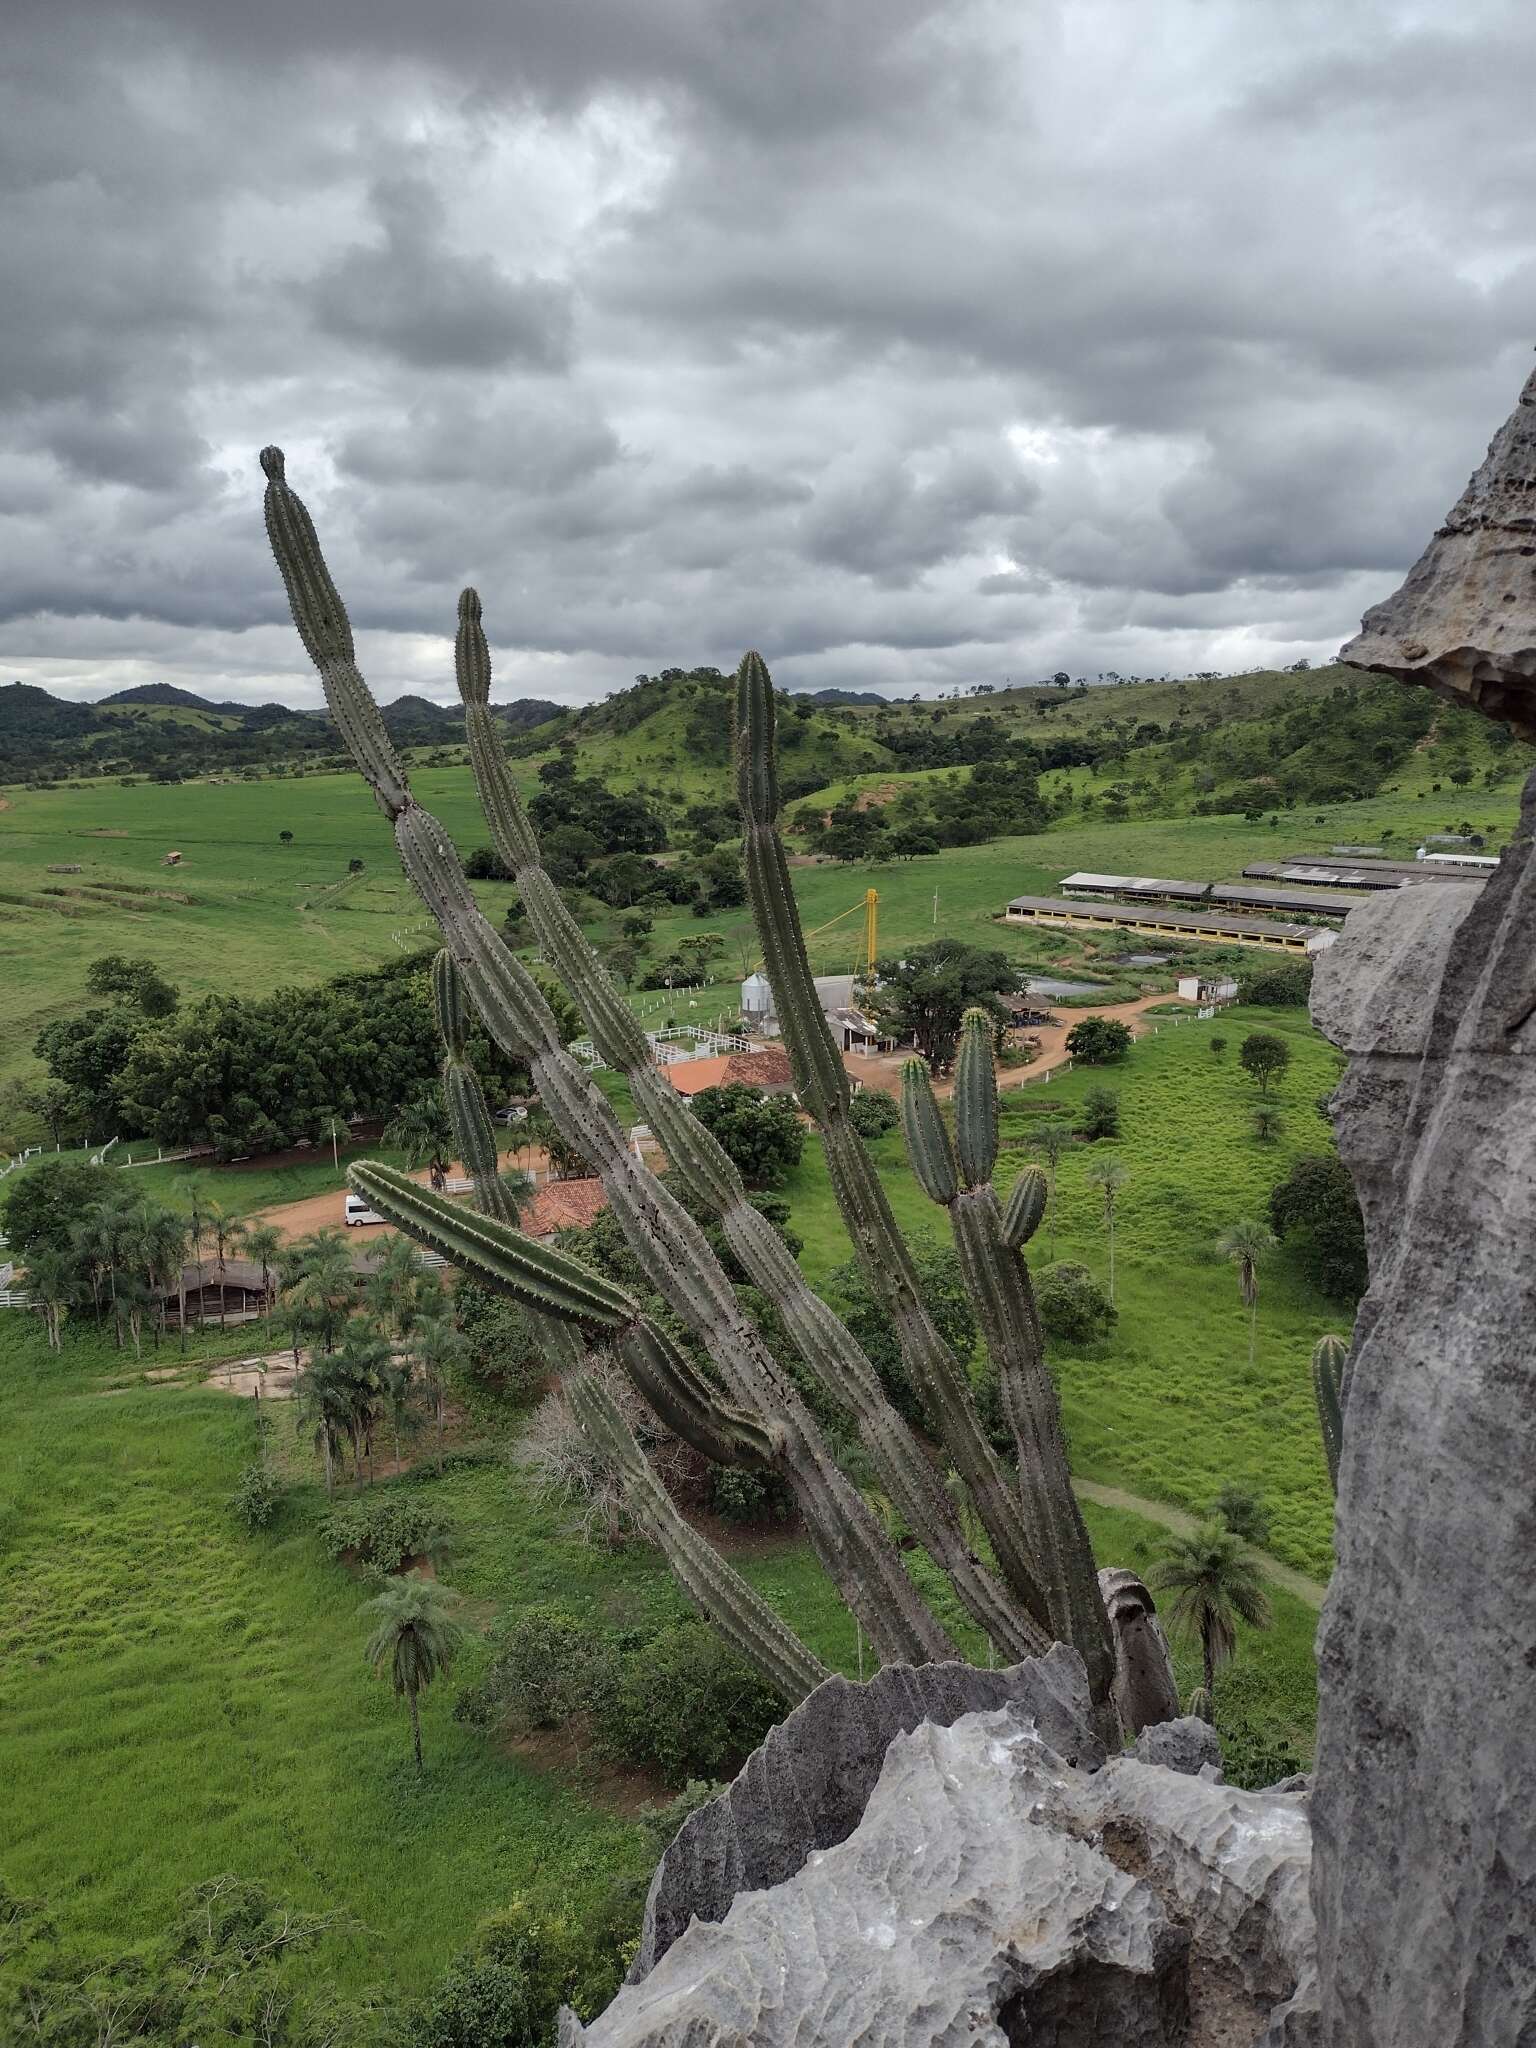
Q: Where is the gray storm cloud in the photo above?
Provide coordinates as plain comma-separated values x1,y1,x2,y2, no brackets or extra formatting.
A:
1,0,1533,706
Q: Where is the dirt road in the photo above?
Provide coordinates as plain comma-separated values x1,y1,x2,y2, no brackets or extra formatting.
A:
256,1149,552,1243
1073,1478,1327,1611
843,991,1193,1099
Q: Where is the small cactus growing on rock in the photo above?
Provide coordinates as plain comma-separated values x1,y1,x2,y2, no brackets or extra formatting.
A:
260,448,1124,1728
1312,1332,1351,1492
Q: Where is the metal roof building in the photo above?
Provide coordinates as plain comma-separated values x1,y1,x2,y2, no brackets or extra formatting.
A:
1006,894,1335,955
1245,858,1486,890
1058,870,1360,919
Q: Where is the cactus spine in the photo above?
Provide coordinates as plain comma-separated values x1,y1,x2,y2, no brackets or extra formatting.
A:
567,1370,830,1703
1312,1332,1350,1491
736,652,1062,1650
901,1051,1116,1713
263,453,953,1670
450,590,1044,1661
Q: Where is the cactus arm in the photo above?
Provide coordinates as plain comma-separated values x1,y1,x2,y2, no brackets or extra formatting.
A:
1000,1165,1048,1251
737,650,1055,1633
451,589,1042,1661
1312,1333,1350,1491
263,455,952,1670
615,1319,783,1472
953,1009,999,1189
432,949,520,1223
900,1057,1116,1712
568,1371,830,1704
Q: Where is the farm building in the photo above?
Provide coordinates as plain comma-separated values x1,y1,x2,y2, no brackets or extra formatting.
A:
520,1179,609,1240
1004,894,1336,955
1177,974,1240,1005
1057,871,1360,919
1260,855,1487,886
664,1048,797,1098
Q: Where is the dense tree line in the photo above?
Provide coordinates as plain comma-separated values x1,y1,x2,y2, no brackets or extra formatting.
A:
34,953,528,1158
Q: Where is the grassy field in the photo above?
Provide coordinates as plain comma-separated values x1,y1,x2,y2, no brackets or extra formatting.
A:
0,1298,1315,1999
4,751,1524,1113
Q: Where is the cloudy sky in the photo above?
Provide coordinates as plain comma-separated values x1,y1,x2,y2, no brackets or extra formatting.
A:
4,0,1534,708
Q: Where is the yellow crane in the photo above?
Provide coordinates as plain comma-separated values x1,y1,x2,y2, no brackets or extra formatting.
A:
801,886,879,977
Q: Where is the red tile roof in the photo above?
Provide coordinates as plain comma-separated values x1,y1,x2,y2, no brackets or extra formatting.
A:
665,1048,795,1097
522,1178,610,1238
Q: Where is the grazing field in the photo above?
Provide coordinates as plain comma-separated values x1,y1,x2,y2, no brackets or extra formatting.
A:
0,1303,1316,1998
1,753,1521,1102
783,1002,1342,1577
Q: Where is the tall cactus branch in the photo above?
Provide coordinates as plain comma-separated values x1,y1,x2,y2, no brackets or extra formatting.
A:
261,449,952,1670
567,1370,830,1704
736,652,1057,1642
911,1018,1115,1710
451,589,1044,1661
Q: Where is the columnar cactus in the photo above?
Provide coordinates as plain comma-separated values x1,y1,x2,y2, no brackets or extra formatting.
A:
901,1023,1115,1708
259,447,1134,1726
262,449,954,1672
1312,1332,1350,1492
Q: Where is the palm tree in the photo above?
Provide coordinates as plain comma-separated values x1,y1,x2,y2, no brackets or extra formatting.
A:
202,1200,248,1330
360,1577,463,1773
1149,1520,1273,1700
1215,1218,1276,1369
379,1354,424,1476
332,1321,391,1481
1031,1120,1075,1256
25,1248,77,1352
294,1354,358,1495
281,1229,357,1355
364,1234,427,1339
382,1088,454,1191
1084,1157,1128,1305
173,1174,210,1330
409,1311,467,1472
241,1221,285,1324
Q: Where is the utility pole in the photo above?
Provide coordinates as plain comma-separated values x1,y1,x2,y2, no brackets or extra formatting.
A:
932,889,939,927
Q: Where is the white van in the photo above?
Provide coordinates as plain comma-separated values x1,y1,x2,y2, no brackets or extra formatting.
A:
344,1191,385,1227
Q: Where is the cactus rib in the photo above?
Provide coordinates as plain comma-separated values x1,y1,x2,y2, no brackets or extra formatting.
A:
1312,1332,1350,1491
953,1009,1000,1189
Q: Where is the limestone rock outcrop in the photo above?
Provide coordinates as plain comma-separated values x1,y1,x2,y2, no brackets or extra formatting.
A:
1133,1713,1224,1778
563,1677,1313,2048
1340,362,1536,736
1309,773,1536,2043
627,1648,1101,1982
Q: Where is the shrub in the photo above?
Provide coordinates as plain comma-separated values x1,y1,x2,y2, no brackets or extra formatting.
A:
1035,1262,1117,1344
416,1897,626,2046
1209,1035,1228,1057
709,1467,793,1525
1065,1016,1133,1064
1268,1154,1368,1304
229,1461,282,1532
847,1089,900,1140
591,1619,782,1785
1212,1483,1271,1547
1077,1086,1121,1140
1236,960,1313,1007
455,1604,599,1734
319,1495,451,1573
688,1083,805,1187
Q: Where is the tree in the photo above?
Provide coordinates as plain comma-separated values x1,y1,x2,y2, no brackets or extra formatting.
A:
279,830,293,844
83,953,178,1018
365,1233,430,1338
241,1221,284,1321
24,1246,78,1351
1065,1015,1132,1064
1209,1035,1228,1058
201,1198,248,1330
1267,1154,1368,1303
1238,1032,1291,1095
1029,1119,1075,1254
865,939,1019,1071
0,1159,102,1260
1085,1158,1127,1304
1077,1087,1120,1141
688,1084,805,1188
1211,1483,1271,1548
827,1244,976,1430
1149,1521,1272,1700
281,1229,356,1356
1034,1261,1116,1344
411,1310,468,1470
1,1077,80,1149
361,1577,464,1772
384,1086,454,1189
1215,1218,1276,1369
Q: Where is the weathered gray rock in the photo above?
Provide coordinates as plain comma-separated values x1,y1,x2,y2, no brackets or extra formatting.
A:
1340,362,1536,737
1308,769,1536,2044
1134,1714,1223,1778
566,1697,1314,2047
1099,1566,1182,1735
628,1647,1101,1981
